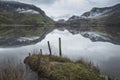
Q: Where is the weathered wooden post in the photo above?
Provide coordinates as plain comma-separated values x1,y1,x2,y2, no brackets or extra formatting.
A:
40,49,43,55
29,53,31,56
47,41,52,56
59,37,62,57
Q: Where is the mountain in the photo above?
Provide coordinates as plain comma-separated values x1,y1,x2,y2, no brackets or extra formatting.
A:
67,3,120,43
57,19,65,23
0,1,54,37
67,15,89,24
81,4,120,19
0,0,53,24
68,3,120,21
0,1,45,15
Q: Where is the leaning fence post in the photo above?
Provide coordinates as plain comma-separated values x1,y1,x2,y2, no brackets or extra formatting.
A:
59,38,62,57
47,41,52,56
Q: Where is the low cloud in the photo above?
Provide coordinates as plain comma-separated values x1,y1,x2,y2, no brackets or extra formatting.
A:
12,0,57,5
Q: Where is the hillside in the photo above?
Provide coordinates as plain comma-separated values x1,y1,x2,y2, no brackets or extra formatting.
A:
67,4,120,26
66,3,120,43
0,1,54,37
81,4,120,18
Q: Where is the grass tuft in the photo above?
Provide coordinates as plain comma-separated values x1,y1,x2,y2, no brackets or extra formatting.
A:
24,54,106,80
0,60,38,80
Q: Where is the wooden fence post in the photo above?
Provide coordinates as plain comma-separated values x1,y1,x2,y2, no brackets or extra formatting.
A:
59,38,62,57
40,49,43,55
29,53,31,56
47,41,52,56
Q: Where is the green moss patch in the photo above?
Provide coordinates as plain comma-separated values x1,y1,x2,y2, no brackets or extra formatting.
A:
24,54,105,80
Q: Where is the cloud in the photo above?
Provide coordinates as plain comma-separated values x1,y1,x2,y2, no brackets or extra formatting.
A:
87,0,120,6
35,0,57,4
13,0,57,5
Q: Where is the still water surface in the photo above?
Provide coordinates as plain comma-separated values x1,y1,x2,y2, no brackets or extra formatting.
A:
0,29,120,79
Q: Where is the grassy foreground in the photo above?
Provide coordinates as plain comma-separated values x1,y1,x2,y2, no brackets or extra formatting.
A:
24,54,106,80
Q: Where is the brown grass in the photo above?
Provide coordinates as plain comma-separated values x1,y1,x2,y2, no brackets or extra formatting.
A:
0,60,38,80
24,54,106,80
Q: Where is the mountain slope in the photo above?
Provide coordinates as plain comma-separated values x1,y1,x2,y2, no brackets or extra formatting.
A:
67,3,120,43
0,1,54,37
68,3,120,21
0,0,53,25
81,4,120,18
0,1,45,15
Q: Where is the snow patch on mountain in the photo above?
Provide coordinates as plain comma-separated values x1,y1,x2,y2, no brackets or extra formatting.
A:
17,37,40,42
16,8,39,14
68,16,80,21
82,9,112,19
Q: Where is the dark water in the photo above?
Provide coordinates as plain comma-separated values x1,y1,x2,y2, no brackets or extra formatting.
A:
0,29,120,79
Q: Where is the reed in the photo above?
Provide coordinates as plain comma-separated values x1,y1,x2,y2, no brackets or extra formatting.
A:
0,60,38,80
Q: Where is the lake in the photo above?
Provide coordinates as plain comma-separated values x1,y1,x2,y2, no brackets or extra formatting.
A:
0,28,120,79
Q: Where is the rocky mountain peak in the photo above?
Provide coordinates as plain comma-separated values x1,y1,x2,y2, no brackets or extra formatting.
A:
81,3,120,18
0,0,45,16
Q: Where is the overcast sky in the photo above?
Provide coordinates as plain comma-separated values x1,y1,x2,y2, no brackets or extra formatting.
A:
8,0,120,20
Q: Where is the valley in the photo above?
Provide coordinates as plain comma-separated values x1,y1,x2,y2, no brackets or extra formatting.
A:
0,1,120,80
